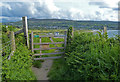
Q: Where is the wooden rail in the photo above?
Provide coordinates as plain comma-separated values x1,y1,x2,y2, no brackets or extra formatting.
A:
49,37,57,47
33,35,66,38
34,47,64,50
33,52,64,56
14,29,23,35
34,35,54,38
34,56,62,60
33,42,64,45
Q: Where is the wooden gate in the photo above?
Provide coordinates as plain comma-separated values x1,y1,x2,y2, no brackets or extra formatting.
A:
31,31,67,60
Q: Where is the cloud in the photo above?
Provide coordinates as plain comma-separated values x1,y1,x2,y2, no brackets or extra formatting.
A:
2,2,38,17
89,0,119,10
0,0,119,22
89,2,107,6
1,0,60,18
88,0,118,21
0,16,21,22
1,0,86,22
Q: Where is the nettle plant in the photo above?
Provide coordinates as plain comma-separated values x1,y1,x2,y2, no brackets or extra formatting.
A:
2,43,36,80
2,26,36,80
65,31,120,80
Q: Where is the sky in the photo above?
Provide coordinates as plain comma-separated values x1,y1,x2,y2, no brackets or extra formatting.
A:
0,0,119,22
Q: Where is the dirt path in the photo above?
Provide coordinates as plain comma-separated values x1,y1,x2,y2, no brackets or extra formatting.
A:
32,59,53,80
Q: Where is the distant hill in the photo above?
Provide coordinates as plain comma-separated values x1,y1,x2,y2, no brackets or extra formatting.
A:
2,18,118,30
28,18,69,21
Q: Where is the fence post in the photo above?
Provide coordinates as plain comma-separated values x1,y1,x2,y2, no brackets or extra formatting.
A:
66,27,74,52
22,16,29,48
64,31,67,50
10,31,16,55
72,27,74,39
67,27,74,44
104,26,107,33
31,31,34,53
29,33,31,50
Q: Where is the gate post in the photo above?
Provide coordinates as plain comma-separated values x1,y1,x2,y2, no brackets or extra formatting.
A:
22,16,29,48
64,31,67,50
31,31,34,53
66,27,74,52
104,26,107,33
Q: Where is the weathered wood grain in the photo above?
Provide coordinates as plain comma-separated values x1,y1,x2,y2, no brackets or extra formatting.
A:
33,52,64,56
34,56,62,60
31,31,34,53
34,47,64,50
33,42,64,45
22,16,29,48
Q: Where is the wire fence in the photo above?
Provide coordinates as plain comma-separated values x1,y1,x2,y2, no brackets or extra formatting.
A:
1,40,12,60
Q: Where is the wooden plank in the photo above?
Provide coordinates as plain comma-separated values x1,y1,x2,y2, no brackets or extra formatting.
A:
36,35,54,37
22,16,29,48
33,52,64,56
34,56,62,60
34,47,64,50
40,37,42,57
33,35,66,38
49,37,57,47
14,29,23,35
54,37,64,38
33,31,66,33
31,31,34,53
54,35,66,37
33,42,64,45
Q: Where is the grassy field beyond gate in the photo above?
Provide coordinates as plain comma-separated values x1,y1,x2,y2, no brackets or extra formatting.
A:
33,32,65,58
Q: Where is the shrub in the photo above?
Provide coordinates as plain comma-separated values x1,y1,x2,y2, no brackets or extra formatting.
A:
65,31,120,80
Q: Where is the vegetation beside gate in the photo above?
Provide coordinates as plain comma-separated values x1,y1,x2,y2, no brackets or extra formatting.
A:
2,25,36,81
48,30,120,80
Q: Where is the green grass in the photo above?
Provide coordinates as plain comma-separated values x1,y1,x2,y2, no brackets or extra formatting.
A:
48,58,81,80
33,60,44,68
48,58,70,80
